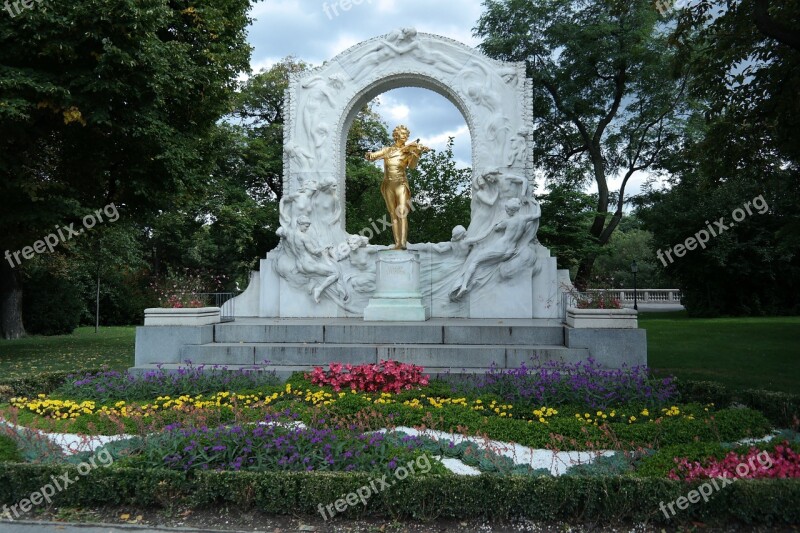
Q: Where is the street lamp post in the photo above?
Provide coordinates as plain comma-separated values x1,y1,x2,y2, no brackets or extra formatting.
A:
630,260,639,311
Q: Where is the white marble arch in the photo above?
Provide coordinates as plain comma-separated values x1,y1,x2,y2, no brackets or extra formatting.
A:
282,28,535,217
231,29,569,320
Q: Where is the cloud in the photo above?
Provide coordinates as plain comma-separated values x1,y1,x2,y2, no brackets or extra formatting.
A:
246,0,483,167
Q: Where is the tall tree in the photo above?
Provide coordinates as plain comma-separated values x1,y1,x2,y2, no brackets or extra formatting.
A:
634,0,799,316
475,0,687,285
0,0,254,338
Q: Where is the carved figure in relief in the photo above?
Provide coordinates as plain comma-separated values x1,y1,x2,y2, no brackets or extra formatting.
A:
278,215,343,303
285,143,314,170
279,180,317,229
505,128,531,168
308,176,345,247
353,28,465,78
300,75,343,146
450,198,540,301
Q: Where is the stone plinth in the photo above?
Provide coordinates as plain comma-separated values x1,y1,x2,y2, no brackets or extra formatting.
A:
565,308,638,329
143,307,221,326
363,250,429,321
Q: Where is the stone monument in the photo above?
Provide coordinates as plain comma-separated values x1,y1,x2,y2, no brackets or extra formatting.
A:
230,28,566,320
132,29,647,376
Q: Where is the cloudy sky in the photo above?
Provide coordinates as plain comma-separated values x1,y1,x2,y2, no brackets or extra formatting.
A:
246,0,483,168
245,0,651,197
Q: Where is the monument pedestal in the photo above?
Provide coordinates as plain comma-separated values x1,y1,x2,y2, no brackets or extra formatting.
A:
364,250,429,322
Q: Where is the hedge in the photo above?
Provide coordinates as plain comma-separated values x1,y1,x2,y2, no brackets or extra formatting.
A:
0,369,104,402
0,464,798,525
677,379,800,427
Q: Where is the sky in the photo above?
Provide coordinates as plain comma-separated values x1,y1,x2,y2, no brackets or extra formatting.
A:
245,0,652,198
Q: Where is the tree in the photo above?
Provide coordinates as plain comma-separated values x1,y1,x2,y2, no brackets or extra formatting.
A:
407,139,472,245
475,0,687,285
536,184,602,276
631,0,800,316
0,0,254,338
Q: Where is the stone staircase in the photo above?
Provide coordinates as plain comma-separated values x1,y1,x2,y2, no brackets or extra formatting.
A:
133,318,591,378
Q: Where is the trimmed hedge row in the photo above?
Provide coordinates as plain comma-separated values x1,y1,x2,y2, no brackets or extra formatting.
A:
0,369,104,402
677,379,799,427
0,464,798,525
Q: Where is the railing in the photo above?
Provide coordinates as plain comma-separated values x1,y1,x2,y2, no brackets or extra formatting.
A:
202,293,236,322
562,289,683,321
586,289,682,306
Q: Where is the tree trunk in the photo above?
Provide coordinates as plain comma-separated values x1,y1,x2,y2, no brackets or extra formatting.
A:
0,260,25,339
575,254,597,290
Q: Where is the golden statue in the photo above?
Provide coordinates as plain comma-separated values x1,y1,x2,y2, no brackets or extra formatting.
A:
365,125,430,250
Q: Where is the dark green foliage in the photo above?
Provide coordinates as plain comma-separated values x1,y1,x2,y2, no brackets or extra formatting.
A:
0,435,21,463
406,139,472,245
537,184,602,273
739,389,800,429
0,464,798,524
475,0,687,284
0,369,104,400
565,453,633,477
21,265,83,336
677,379,800,428
633,442,731,479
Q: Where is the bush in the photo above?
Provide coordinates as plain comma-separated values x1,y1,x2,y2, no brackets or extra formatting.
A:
0,369,103,401
0,435,21,463
678,379,799,428
0,465,798,525
22,266,83,335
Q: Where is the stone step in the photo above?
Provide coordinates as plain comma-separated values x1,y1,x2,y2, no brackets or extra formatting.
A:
130,363,522,381
213,320,565,346
179,342,589,369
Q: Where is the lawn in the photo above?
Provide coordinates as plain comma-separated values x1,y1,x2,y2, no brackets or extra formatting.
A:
640,311,800,393
0,315,797,393
0,326,134,379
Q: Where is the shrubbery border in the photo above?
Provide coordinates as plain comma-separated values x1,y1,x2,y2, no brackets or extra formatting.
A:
0,464,798,525
677,379,799,427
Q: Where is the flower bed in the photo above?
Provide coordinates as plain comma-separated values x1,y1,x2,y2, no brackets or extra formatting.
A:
1,360,799,525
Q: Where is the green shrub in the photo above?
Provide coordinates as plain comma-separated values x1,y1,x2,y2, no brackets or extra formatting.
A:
739,389,800,428
0,465,798,525
633,443,729,478
0,368,103,400
676,379,733,406
678,379,799,428
0,435,21,463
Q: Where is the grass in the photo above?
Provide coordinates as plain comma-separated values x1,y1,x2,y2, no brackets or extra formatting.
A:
0,315,797,393
0,326,134,379
640,311,800,394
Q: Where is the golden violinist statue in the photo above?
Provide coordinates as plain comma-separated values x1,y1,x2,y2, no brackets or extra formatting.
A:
365,125,430,250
